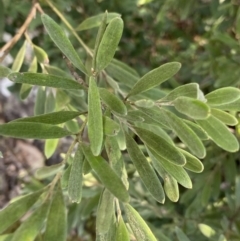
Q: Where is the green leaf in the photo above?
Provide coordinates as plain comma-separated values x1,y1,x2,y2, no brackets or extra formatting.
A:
93,11,108,70
34,86,46,115
8,72,84,90
111,58,139,77
44,185,67,241
103,116,120,136
11,201,49,241
159,83,199,102
68,145,84,203
41,14,87,74
149,148,192,189
0,190,45,234
162,109,206,158
88,77,103,156
11,111,82,125
196,115,239,152
45,90,55,113
33,44,49,64
99,88,127,115
125,132,165,203
206,87,240,106
124,203,158,241
180,149,204,173
20,57,37,100
134,99,155,108
96,189,115,234
44,64,72,78
61,164,72,189
76,12,121,31
183,120,209,140
175,227,191,241
174,97,210,120
198,224,216,238
83,159,92,175
0,234,13,241
126,62,181,98
44,139,59,159
96,17,123,71
211,109,238,126
218,234,227,241
0,122,72,139
201,183,211,207
35,162,64,179
116,217,129,241
134,127,186,166
105,136,129,188
65,119,80,133
11,40,27,72
106,62,139,88
81,143,129,203
0,65,12,77
138,107,170,129
214,98,240,111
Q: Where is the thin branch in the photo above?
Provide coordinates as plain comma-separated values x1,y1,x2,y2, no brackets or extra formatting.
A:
0,2,43,63
63,55,88,90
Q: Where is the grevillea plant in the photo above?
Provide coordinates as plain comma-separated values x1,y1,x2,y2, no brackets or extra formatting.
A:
0,3,240,241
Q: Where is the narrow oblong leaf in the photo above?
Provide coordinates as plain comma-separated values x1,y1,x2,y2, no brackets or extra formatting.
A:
183,120,209,140
44,138,59,159
126,62,181,98
152,157,179,202
198,224,216,238
88,77,103,156
135,99,155,108
76,12,121,31
11,40,27,72
35,162,64,179
33,44,49,64
34,86,46,115
103,116,120,136
149,148,192,189
180,149,204,173
41,14,87,74
68,145,84,203
116,217,129,241
125,132,165,203
61,164,72,189
159,83,199,102
211,109,238,126
175,227,191,241
105,136,129,188
99,88,127,115
20,57,37,100
196,115,239,152
8,72,84,90
81,143,129,202
134,127,186,166
205,87,240,106
96,17,124,71
0,122,72,139
11,201,49,241
96,189,115,234
0,65,12,77
0,189,45,234
162,109,206,158
173,97,210,120
44,185,67,241
0,234,13,241
93,11,108,70
106,62,139,88
45,90,55,113
11,111,82,125
124,203,158,241
213,98,240,111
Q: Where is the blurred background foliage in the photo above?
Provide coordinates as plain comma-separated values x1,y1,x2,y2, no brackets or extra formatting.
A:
1,0,240,240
